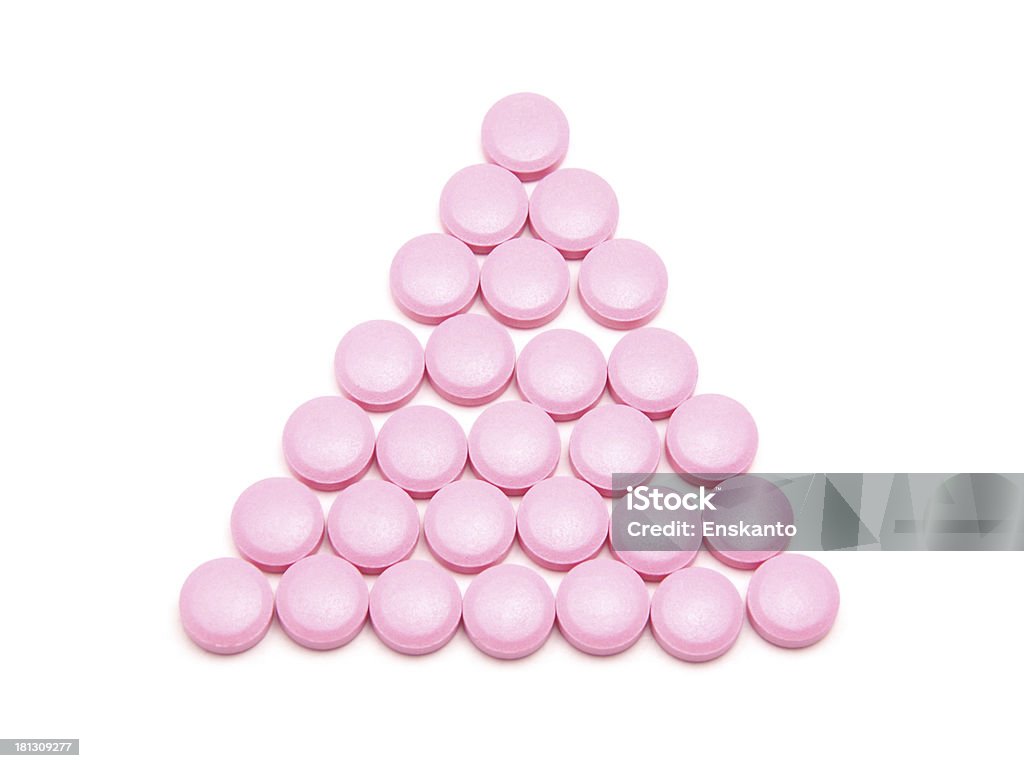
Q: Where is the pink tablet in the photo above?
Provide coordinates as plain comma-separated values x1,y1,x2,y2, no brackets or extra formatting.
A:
327,479,420,574
665,394,758,482
230,477,324,572
275,554,368,650
423,479,516,573
390,233,479,324
651,567,743,662
179,558,274,655
569,404,660,496
607,328,697,419
463,564,556,659
481,93,569,181
515,329,606,420
425,313,516,406
703,474,793,570
282,396,375,491
556,559,649,656
375,405,467,498
516,476,608,570
369,559,463,655
578,239,668,329
334,320,424,411
440,164,529,253
479,238,569,328
528,168,618,258
468,400,560,495
746,554,840,649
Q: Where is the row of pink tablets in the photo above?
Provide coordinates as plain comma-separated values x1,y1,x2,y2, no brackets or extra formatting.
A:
181,553,838,660
392,233,668,330
180,92,839,661
283,389,755,501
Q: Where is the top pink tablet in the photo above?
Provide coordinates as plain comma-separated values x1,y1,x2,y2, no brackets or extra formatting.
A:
440,164,529,253
528,168,618,259
578,239,668,329
390,233,479,324
481,93,570,182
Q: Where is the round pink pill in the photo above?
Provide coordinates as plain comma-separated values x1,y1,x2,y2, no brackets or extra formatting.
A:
179,558,274,655
390,233,479,324
608,328,697,419
703,474,794,570
440,164,528,253
369,559,463,655
281,396,375,491
230,477,324,572
327,479,420,574
481,92,569,181
556,559,649,656
468,400,560,495
651,567,743,662
424,479,516,573
375,405,467,498
578,239,668,329
515,329,606,421
528,168,618,258
569,404,661,497
425,313,516,406
334,320,424,411
463,564,556,660
747,554,840,649
517,476,608,570
480,238,569,328
275,554,368,650
665,394,759,482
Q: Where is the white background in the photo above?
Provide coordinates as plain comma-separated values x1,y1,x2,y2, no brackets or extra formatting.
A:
2,1,1023,765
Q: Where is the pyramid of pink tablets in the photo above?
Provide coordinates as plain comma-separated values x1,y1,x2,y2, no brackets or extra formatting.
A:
180,93,840,660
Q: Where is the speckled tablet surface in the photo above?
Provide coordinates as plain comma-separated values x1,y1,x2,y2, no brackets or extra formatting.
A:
275,554,368,650
390,233,479,324
665,394,758,482
425,313,516,406
369,559,463,655
528,168,618,258
326,479,419,574
468,400,560,495
569,404,661,496
463,564,556,659
516,476,608,570
515,328,606,420
607,328,697,419
180,558,274,655
423,479,516,573
703,474,794,570
481,93,569,181
334,320,424,411
440,164,528,253
480,237,569,328
578,239,668,329
230,477,324,572
747,554,839,649
375,405,467,498
651,567,743,662
556,559,649,656
281,396,375,491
